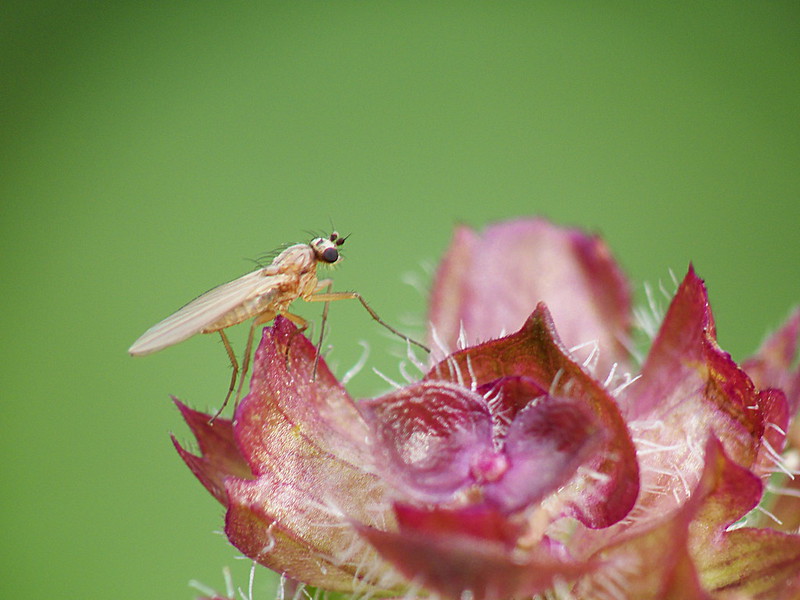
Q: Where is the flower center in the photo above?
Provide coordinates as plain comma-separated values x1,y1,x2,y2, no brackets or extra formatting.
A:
470,451,509,483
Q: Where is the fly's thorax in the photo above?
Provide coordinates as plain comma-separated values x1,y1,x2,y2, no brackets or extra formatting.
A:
271,243,318,275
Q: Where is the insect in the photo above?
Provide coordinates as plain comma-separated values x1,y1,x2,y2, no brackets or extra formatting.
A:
129,232,430,420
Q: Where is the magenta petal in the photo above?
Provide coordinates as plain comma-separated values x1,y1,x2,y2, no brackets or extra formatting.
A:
574,438,754,600
172,400,252,505
625,267,765,470
218,319,401,590
428,219,632,373
235,317,373,474
359,380,494,502
688,442,800,599
392,503,523,546
483,381,606,512
357,519,591,600
223,477,398,593
232,317,388,524
427,305,639,527
752,388,790,478
743,307,800,413
689,438,763,533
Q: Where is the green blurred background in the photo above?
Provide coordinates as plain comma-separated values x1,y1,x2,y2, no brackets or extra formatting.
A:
2,2,798,598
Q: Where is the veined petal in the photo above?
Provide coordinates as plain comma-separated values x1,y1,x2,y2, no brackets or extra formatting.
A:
692,524,800,599
218,319,400,591
618,267,769,536
428,219,632,374
359,380,495,503
236,317,373,471
392,503,524,546
743,307,800,414
223,477,402,594
426,305,639,528
483,379,608,513
172,400,252,506
357,511,592,600
573,438,759,600
225,478,399,592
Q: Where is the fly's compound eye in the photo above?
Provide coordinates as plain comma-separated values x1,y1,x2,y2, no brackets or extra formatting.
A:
321,247,339,263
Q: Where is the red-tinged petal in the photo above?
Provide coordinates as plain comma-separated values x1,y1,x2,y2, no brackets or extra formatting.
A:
693,528,800,600
476,374,548,425
392,503,524,547
235,317,373,476
218,319,402,591
427,305,639,528
573,511,712,600
687,439,800,600
172,400,253,505
572,438,749,600
743,308,800,414
688,440,763,537
483,380,607,512
428,219,632,374
619,267,767,529
629,267,765,461
752,388,790,479
357,519,592,600
359,380,495,503
223,477,402,594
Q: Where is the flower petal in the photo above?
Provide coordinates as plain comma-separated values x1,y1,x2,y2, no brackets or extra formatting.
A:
233,319,385,526
427,305,639,528
573,437,758,600
236,317,373,472
357,512,592,600
358,380,495,503
743,307,800,414
220,319,401,591
392,503,524,546
573,508,711,600
626,267,765,457
223,477,401,593
620,267,768,526
482,378,608,513
428,219,632,374
172,400,252,505
692,528,800,599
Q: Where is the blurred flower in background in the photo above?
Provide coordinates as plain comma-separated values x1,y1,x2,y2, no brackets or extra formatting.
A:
176,219,800,600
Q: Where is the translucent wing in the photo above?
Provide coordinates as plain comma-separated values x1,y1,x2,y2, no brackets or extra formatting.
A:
129,267,285,356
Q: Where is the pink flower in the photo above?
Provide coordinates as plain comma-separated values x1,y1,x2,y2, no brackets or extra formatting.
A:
175,219,800,599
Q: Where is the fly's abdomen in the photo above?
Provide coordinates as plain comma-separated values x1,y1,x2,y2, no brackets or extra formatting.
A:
201,289,283,333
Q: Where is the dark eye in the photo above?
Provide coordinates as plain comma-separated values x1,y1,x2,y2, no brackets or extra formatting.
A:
321,247,339,263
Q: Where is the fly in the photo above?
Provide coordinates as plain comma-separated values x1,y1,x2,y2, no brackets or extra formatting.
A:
129,232,429,420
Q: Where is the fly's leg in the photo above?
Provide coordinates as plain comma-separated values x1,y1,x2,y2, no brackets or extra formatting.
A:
306,291,430,353
312,282,333,380
281,311,310,369
209,311,275,424
209,330,239,423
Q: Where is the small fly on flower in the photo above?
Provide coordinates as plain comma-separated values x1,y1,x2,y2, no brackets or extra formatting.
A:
129,232,429,420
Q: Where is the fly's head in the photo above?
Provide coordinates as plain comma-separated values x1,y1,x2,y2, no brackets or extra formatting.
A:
310,231,348,266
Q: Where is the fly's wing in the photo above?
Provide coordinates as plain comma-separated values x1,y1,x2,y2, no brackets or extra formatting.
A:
128,267,285,356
